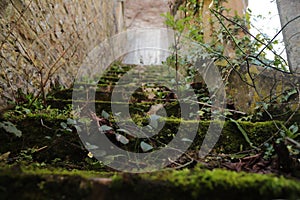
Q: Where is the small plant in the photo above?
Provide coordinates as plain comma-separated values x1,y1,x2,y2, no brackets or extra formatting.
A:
264,123,300,159
279,123,300,141
0,121,22,137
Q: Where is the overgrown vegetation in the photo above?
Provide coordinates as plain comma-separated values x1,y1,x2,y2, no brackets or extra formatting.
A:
0,0,300,198
164,0,300,170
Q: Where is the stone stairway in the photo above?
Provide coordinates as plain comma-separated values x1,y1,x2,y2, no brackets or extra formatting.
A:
48,61,193,119
46,61,276,157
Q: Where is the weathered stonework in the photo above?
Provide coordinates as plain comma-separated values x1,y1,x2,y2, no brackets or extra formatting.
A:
277,0,300,73
227,67,299,113
0,0,124,105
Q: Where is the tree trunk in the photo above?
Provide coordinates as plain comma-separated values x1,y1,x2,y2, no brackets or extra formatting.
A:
277,0,300,73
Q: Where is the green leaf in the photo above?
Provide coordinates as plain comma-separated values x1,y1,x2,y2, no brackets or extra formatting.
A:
85,142,99,150
60,122,72,132
289,124,299,134
262,102,269,110
140,141,153,152
115,134,129,144
78,117,91,126
67,118,77,125
101,110,110,119
0,121,22,137
197,110,205,117
44,136,51,140
22,108,31,114
60,122,68,129
117,128,136,137
230,119,258,150
99,125,113,132
74,125,82,132
149,114,160,129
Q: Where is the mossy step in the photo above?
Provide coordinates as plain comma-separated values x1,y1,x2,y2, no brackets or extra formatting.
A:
98,75,172,82
109,168,300,200
109,64,134,71
51,83,200,103
73,79,181,88
98,76,122,83
1,114,280,156
157,118,277,153
66,84,182,92
100,64,167,78
104,71,167,78
50,89,175,102
105,69,170,75
47,99,181,117
1,165,299,200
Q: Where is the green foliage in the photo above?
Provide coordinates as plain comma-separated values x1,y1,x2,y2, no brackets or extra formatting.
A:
230,118,258,150
0,121,22,137
263,122,300,159
164,12,191,34
162,1,300,162
165,167,300,199
280,123,300,140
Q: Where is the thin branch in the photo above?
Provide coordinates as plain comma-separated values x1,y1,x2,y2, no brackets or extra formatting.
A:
283,86,300,126
191,100,246,115
210,9,246,55
256,14,300,62
247,55,292,74
212,9,287,66
0,0,33,51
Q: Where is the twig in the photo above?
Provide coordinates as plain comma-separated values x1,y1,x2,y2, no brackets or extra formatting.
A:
211,9,287,66
168,154,195,170
285,137,300,150
191,100,246,115
40,119,53,130
256,14,300,64
283,87,300,126
0,0,33,51
210,9,246,55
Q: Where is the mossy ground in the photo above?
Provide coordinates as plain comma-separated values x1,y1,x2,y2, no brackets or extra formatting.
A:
0,114,280,155
1,112,300,199
1,163,300,200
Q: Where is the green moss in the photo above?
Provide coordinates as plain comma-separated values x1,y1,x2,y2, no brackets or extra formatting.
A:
0,115,89,166
109,167,300,200
168,167,300,199
0,163,299,199
0,168,93,200
157,119,278,153
1,164,113,179
0,113,281,160
2,108,71,121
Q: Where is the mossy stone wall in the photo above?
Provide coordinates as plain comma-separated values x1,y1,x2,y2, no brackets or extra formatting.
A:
0,0,123,106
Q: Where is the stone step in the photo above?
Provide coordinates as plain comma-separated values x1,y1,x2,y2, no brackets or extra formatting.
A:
50,88,177,102
47,99,182,117
1,164,299,200
2,114,281,155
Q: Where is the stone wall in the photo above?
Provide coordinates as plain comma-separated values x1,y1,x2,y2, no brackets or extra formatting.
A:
227,67,298,113
124,0,169,29
277,0,300,73
0,0,123,105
